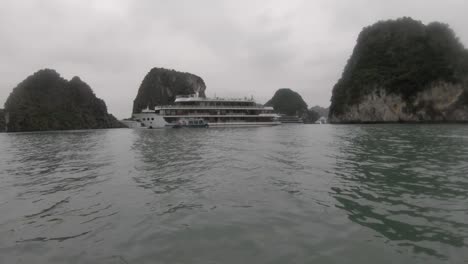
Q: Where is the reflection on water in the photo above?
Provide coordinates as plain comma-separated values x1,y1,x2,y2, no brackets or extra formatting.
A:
4,130,112,197
330,125,468,260
131,129,206,194
0,130,124,263
0,126,467,263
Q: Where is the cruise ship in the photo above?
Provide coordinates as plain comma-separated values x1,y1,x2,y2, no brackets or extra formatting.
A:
128,94,281,128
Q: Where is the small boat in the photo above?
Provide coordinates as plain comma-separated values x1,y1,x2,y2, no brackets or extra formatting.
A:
172,118,209,128
278,115,304,124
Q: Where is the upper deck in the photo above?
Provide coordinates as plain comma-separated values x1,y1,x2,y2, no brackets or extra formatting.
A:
158,105,273,109
175,95,255,104
165,94,270,110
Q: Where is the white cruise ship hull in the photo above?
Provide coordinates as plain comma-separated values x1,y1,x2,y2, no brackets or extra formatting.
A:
208,121,280,127
129,113,281,129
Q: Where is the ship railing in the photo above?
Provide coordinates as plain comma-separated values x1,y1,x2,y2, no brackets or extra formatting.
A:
163,113,251,116
175,95,255,101
157,105,268,109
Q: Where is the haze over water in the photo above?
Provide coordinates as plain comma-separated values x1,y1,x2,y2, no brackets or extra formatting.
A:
0,125,467,263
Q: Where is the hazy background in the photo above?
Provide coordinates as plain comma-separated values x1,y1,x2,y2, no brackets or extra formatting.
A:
1,0,467,118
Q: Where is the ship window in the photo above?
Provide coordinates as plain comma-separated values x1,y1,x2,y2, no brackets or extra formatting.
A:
151,118,154,120
142,118,146,121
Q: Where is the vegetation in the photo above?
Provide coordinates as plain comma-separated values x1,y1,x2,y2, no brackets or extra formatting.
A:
266,88,319,123
0,109,5,132
133,67,206,113
330,17,468,116
266,88,308,115
310,105,329,118
303,110,320,124
4,69,124,132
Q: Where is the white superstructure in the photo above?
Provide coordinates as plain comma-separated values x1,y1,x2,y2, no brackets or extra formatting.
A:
131,94,281,128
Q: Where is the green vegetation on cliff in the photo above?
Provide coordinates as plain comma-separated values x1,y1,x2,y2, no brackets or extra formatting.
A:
330,17,468,117
0,109,5,132
133,67,206,113
4,69,124,132
266,88,308,115
266,88,319,123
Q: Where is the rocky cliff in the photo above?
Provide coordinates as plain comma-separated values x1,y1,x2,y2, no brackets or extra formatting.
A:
133,67,206,113
330,82,468,123
266,88,319,123
4,69,124,132
329,18,468,123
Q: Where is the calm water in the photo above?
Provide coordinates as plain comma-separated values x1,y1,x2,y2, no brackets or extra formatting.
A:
0,125,467,263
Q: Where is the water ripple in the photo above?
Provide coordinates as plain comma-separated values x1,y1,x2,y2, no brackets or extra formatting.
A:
0,126,467,263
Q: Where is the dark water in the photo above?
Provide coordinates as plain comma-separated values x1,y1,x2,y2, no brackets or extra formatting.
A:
0,125,467,263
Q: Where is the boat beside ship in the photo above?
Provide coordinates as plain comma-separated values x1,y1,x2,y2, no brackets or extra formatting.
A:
173,118,209,128
277,115,304,124
126,94,281,129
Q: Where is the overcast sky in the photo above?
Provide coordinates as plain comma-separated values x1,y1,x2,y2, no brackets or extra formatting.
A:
1,0,467,118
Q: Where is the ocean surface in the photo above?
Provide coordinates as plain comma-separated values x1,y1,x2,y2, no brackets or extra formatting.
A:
0,125,467,264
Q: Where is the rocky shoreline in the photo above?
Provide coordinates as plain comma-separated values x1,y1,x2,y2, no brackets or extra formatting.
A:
330,82,468,123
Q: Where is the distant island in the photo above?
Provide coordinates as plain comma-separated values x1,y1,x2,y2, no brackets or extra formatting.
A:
310,105,329,119
266,88,320,123
133,67,206,113
329,17,468,123
3,69,124,132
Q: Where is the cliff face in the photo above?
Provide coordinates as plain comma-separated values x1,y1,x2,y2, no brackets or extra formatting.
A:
329,82,468,123
133,68,206,113
4,69,125,132
266,88,319,123
329,18,468,123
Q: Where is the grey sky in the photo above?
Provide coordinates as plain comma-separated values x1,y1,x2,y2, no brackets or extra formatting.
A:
1,0,467,118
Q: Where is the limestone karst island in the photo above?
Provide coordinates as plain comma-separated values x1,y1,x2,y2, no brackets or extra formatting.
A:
1,17,468,132
2,69,124,132
329,18,468,123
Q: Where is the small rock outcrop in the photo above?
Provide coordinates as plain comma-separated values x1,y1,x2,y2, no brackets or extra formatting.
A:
329,17,468,123
133,67,206,113
266,88,319,123
4,69,124,132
